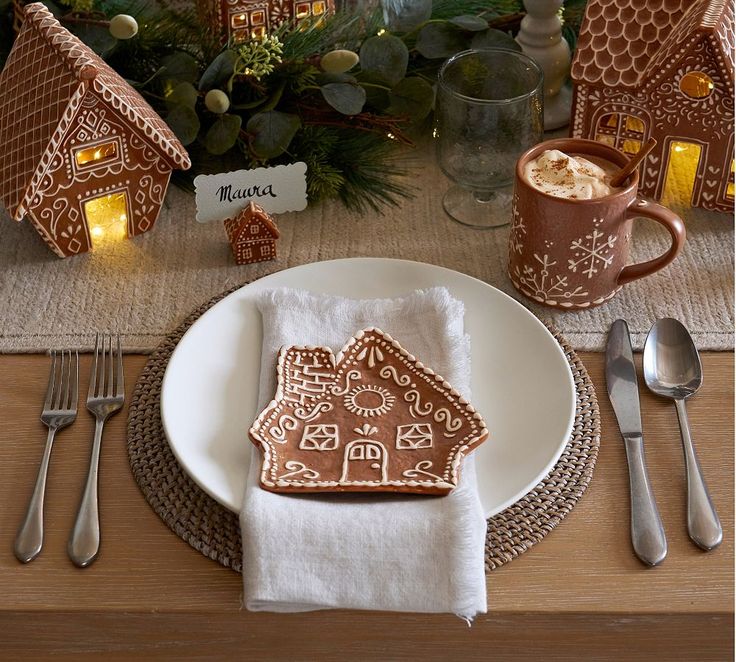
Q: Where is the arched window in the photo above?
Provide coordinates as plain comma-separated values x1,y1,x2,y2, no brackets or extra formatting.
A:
679,71,714,99
595,113,647,155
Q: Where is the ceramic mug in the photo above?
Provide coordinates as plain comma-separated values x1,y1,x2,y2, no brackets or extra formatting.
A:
508,138,686,309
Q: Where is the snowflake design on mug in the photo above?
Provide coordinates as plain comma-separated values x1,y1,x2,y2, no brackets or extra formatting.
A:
568,229,617,279
514,254,589,302
509,195,526,254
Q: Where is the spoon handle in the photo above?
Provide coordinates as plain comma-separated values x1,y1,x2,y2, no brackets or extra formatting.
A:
674,398,722,551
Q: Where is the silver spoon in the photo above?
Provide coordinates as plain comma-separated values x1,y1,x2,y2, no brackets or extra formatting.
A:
643,318,722,551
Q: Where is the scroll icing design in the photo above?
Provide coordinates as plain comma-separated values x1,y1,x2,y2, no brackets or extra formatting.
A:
379,365,411,387
330,369,362,396
269,413,297,443
278,461,320,481
402,460,443,482
434,408,463,437
293,401,333,422
404,389,433,418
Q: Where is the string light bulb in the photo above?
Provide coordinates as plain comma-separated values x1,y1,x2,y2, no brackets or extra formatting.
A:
83,192,129,246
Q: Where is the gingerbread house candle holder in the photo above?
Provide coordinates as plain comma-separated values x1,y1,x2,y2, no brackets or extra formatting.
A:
198,0,335,45
224,200,280,264
570,0,734,212
0,3,191,258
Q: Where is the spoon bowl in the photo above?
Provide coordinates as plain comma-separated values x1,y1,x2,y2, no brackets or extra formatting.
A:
643,318,721,551
643,318,702,400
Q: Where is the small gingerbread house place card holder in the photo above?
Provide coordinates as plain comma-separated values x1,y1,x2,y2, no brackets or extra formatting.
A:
570,0,734,212
224,200,280,264
0,3,190,257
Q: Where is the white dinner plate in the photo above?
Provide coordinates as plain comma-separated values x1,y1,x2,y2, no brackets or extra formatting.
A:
161,258,576,517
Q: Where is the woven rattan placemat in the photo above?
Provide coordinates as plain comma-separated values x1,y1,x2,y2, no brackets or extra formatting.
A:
127,285,601,572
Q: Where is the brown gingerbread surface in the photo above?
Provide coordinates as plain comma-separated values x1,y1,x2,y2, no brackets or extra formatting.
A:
249,328,489,495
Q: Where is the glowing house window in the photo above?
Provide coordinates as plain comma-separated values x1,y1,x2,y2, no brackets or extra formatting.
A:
229,7,269,42
75,141,118,168
230,12,248,28
728,160,734,200
250,10,266,26
661,141,702,208
679,71,714,99
83,191,128,246
295,2,311,18
595,113,646,155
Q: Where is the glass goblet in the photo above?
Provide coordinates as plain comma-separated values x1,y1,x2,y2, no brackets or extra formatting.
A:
436,49,544,229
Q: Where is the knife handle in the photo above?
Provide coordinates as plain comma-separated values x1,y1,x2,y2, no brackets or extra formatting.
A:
624,435,667,566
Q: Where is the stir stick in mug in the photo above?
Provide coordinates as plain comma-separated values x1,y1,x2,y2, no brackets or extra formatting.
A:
610,138,658,188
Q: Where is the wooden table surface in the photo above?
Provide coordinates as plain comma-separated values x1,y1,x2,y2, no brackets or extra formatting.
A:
0,351,732,660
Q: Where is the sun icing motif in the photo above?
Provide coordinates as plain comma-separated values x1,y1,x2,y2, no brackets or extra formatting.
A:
343,384,395,417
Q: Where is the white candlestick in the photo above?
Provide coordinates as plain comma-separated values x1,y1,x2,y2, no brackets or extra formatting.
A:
516,0,572,130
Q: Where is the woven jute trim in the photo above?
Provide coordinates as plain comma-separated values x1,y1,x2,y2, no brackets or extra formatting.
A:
127,283,601,573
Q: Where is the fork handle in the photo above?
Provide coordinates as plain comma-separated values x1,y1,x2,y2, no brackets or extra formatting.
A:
14,428,56,563
68,417,104,567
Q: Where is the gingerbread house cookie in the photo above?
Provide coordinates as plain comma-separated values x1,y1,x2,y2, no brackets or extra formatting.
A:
249,328,489,495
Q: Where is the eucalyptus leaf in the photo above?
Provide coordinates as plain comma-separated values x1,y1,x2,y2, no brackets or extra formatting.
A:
356,71,391,110
471,29,521,51
161,52,199,84
359,34,409,86
387,77,434,120
321,82,366,115
71,24,117,57
205,114,242,155
415,23,467,59
448,15,489,32
166,82,198,110
246,111,301,159
199,50,238,91
316,72,358,86
165,105,200,146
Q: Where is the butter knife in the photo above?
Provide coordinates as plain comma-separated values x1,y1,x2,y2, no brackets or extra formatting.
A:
606,319,667,566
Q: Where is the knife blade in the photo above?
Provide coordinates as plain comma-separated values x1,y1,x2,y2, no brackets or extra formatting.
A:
606,319,667,566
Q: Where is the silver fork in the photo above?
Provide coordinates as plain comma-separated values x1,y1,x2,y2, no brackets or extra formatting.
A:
68,334,124,567
14,350,79,563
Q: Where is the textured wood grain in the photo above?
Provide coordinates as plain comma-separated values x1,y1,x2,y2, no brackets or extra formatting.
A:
0,352,732,659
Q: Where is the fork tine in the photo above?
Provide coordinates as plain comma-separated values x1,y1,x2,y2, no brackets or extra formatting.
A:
106,334,114,398
63,350,72,410
115,336,124,398
88,334,99,401
69,351,79,411
43,350,57,412
55,350,67,410
99,334,107,398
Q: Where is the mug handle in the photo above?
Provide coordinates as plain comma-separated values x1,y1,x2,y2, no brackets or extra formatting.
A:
617,198,686,286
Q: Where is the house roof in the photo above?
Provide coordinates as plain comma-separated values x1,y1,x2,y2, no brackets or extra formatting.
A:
226,201,280,242
642,0,734,94
571,0,735,90
0,3,190,219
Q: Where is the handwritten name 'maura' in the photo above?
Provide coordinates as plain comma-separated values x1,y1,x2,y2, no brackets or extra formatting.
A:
216,183,277,203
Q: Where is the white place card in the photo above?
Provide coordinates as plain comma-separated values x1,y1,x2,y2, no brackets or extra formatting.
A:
193,162,308,223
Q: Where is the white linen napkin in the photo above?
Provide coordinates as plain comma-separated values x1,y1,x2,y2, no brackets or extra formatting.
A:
240,287,487,619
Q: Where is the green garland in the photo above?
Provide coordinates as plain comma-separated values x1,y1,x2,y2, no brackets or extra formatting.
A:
2,0,586,212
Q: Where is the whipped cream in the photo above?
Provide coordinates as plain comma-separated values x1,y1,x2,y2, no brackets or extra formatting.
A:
524,149,619,200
